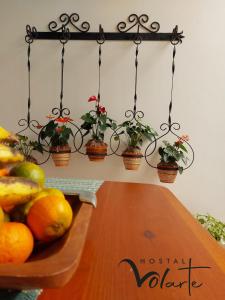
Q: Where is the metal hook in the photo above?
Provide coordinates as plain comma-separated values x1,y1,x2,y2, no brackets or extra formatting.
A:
171,25,184,45
134,25,142,45
60,25,70,44
97,24,105,44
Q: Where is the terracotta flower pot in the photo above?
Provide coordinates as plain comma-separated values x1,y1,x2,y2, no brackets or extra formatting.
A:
122,147,143,171
86,140,107,162
50,145,71,167
157,162,178,183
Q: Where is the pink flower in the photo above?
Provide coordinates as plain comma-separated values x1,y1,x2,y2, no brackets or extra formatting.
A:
88,95,97,102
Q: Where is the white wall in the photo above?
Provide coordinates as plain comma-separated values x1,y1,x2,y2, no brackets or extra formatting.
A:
0,0,224,220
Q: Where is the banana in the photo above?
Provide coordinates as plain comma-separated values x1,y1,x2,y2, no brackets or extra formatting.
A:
0,144,24,166
0,127,11,140
0,177,41,206
0,127,18,143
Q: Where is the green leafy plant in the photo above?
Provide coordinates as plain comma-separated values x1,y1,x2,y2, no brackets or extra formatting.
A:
116,119,157,150
80,96,117,142
197,214,225,244
40,117,73,147
14,134,43,158
158,135,189,174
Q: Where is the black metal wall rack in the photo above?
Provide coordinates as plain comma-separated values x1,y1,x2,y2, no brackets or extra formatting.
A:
20,12,194,172
26,13,184,44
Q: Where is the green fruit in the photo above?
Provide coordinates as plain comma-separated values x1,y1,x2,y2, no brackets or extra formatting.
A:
3,212,10,222
10,162,45,186
24,188,65,215
42,188,65,199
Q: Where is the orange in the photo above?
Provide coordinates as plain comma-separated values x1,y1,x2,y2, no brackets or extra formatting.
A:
3,211,10,222
0,207,4,223
2,204,15,213
24,188,65,216
27,195,73,242
10,162,45,186
0,222,34,263
0,168,9,176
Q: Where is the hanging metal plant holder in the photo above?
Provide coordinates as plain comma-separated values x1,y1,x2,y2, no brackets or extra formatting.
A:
18,12,194,176
144,41,194,182
109,23,159,171
36,26,85,166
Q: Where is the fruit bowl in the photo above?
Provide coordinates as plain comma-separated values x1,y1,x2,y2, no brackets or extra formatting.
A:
0,195,93,289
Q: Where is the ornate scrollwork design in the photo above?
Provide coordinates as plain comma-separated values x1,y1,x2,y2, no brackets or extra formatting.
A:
144,122,194,170
37,115,85,156
25,25,37,44
51,106,71,118
17,118,41,135
124,109,145,122
70,122,86,155
108,109,150,157
48,13,90,33
17,118,51,165
171,25,184,45
117,14,160,33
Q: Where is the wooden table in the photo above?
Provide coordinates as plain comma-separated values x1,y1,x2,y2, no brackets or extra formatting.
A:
39,181,225,300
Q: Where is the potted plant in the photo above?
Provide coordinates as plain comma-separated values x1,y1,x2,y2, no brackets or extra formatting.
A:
196,214,225,247
14,134,43,164
116,119,157,170
39,116,73,167
80,96,117,162
157,134,189,183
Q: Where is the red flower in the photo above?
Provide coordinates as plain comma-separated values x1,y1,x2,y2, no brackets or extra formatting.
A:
175,134,189,146
175,134,189,147
55,117,73,123
88,95,97,102
55,127,64,134
46,114,55,119
36,124,43,129
63,117,73,122
98,106,106,113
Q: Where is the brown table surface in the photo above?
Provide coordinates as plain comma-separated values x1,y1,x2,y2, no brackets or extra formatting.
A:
39,181,225,300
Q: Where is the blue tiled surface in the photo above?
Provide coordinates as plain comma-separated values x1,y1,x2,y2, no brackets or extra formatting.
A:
45,178,104,193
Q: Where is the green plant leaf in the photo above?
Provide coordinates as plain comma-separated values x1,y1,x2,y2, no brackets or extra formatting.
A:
179,143,188,153
178,166,183,174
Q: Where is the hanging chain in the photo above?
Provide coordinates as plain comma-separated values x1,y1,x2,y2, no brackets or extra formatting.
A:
96,25,105,110
27,43,31,123
59,43,65,115
133,25,141,114
133,43,139,113
97,43,102,109
168,45,176,126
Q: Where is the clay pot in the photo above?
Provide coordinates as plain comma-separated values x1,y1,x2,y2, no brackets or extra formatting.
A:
50,145,71,167
122,147,143,170
157,161,178,183
86,140,107,162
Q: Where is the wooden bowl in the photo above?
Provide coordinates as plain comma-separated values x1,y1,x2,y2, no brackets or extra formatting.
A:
0,195,93,290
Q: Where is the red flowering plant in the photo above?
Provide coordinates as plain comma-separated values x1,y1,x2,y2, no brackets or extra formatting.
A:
39,116,73,148
80,96,117,142
158,135,189,174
